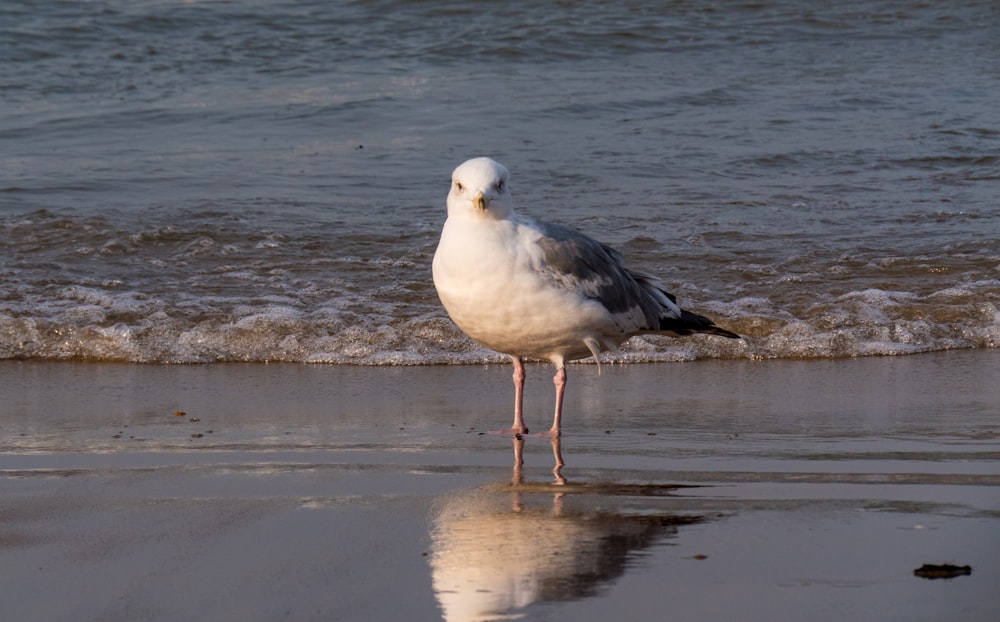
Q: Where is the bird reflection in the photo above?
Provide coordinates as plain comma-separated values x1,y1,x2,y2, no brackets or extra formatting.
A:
428,438,705,622
512,434,565,485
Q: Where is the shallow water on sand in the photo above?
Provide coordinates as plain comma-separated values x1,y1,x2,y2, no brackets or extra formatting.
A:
1,352,997,621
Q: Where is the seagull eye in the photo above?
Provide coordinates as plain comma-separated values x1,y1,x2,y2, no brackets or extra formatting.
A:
497,180,506,192
455,181,464,191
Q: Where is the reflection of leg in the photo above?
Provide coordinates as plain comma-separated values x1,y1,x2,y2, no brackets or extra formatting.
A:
511,436,525,511
550,435,566,484
510,357,528,434
552,491,565,514
550,366,566,436
512,435,525,475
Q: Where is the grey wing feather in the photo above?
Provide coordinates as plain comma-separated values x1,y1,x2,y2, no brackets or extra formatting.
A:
530,220,741,339
530,220,674,331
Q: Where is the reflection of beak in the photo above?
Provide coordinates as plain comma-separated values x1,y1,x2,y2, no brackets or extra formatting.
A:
472,192,487,211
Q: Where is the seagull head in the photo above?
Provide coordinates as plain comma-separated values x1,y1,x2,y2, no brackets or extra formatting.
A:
447,157,514,221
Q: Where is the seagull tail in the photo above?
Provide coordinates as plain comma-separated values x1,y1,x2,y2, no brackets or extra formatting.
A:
699,324,741,339
659,309,741,339
633,273,740,339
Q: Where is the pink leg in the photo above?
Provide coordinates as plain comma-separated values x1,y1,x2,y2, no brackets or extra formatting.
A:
510,357,528,434
550,366,566,436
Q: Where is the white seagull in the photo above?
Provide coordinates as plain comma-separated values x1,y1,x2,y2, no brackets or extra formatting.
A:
432,157,739,437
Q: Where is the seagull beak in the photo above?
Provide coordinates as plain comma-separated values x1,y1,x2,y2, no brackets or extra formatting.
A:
472,191,487,211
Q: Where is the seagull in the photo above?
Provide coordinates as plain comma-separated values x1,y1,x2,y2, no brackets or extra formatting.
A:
432,157,739,437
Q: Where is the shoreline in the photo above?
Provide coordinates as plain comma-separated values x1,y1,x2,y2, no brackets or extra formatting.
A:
2,351,998,621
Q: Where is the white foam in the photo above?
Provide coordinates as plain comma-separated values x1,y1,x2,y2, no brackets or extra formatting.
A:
2,251,998,366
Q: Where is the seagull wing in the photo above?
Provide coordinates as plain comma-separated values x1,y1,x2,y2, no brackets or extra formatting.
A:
527,219,739,339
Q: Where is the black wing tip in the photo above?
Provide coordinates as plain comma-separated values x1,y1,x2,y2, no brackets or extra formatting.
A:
660,310,741,339
703,326,741,339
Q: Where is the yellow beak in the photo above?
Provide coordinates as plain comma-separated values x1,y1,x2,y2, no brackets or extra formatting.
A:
472,192,487,211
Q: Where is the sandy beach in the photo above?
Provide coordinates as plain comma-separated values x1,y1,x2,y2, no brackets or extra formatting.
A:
1,350,998,621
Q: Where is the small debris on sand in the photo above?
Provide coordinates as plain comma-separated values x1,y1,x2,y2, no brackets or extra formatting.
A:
913,563,972,580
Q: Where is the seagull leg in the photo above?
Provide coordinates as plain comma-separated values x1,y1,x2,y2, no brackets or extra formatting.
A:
510,356,528,434
549,366,566,437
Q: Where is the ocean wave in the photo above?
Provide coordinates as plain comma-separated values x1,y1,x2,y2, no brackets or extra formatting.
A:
1,281,996,365
3,202,999,365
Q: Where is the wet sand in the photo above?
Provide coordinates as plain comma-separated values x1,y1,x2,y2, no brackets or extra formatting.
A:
1,351,998,621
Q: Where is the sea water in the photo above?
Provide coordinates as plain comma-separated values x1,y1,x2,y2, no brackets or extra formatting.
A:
2,0,998,363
